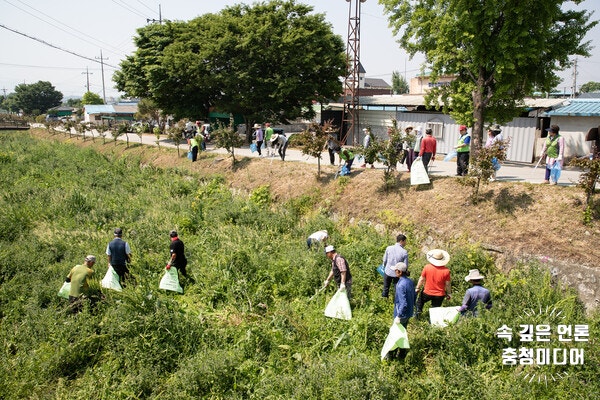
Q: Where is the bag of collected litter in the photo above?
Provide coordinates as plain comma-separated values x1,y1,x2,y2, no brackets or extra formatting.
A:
443,151,457,162
381,321,410,360
550,160,562,182
58,281,71,299
376,264,385,277
410,158,430,185
101,265,123,292
159,267,183,294
250,142,257,153
429,306,460,328
324,288,352,320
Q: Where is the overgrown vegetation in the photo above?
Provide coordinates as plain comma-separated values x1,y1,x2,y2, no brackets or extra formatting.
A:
0,131,597,399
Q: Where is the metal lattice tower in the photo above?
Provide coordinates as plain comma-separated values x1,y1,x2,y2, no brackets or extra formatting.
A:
342,0,366,145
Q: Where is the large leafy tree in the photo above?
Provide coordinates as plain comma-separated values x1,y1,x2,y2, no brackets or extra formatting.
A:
114,0,346,131
579,81,600,93
380,0,597,155
81,91,104,105
13,81,63,115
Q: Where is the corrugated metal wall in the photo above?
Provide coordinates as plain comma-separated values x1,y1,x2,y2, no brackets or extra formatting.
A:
356,112,538,163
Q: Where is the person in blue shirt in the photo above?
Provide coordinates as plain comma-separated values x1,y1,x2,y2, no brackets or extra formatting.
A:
392,262,415,328
459,269,492,317
382,234,408,298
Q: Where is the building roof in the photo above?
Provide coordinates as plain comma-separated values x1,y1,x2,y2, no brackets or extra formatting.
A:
84,105,115,114
543,99,600,117
364,78,391,89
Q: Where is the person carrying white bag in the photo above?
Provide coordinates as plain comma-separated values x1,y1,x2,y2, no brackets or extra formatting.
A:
322,245,352,300
383,262,415,360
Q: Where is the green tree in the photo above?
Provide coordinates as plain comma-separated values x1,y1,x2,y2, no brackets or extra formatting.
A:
298,121,334,178
1,93,20,113
114,1,346,130
579,81,600,93
380,0,597,157
391,71,409,94
81,91,104,105
13,81,63,115
212,116,244,167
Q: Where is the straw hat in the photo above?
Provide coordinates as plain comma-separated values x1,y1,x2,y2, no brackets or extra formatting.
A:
426,249,450,266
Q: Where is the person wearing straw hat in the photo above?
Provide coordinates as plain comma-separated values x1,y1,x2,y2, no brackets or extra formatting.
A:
459,269,492,317
253,123,264,157
415,249,452,319
270,132,288,161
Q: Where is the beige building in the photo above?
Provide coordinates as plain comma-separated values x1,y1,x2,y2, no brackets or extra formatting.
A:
409,74,456,95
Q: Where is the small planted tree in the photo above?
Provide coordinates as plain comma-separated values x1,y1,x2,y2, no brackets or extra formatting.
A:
153,125,162,148
570,151,600,223
378,120,404,191
298,121,334,178
461,138,510,203
167,120,186,157
97,123,109,144
212,116,244,167
110,124,123,145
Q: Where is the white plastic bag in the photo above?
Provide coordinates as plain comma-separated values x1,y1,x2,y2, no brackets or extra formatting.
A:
101,265,123,292
58,281,71,299
381,322,410,360
159,267,183,294
324,288,352,320
429,306,460,328
410,158,430,185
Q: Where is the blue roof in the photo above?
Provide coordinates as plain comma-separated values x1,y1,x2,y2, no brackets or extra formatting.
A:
544,99,600,117
84,105,115,114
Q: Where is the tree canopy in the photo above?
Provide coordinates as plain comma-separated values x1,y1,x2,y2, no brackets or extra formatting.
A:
13,81,63,115
380,0,597,153
580,81,600,93
114,0,346,124
391,71,409,94
81,91,104,105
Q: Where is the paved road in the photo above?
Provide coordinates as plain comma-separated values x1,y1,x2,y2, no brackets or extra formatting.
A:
64,128,586,187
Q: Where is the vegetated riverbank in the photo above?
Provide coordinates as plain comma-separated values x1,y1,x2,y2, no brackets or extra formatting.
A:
32,128,600,310
1,129,597,399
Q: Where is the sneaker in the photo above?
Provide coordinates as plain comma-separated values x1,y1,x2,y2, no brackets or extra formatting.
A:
360,164,366,168
543,180,550,184
370,165,375,169
550,181,557,185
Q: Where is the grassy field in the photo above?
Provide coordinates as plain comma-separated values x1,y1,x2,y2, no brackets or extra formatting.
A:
0,131,597,399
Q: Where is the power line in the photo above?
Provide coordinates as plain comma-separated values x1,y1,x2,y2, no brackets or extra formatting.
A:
0,24,119,69
111,0,149,19
4,0,130,58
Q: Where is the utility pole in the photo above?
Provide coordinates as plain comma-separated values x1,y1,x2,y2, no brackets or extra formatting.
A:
341,0,366,146
571,57,578,98
96,50,108,103
147,4,162,24
82,67,93,92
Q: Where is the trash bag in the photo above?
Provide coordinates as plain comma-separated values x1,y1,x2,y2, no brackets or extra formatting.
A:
410,158,430,185
376,264,385,277
159,267,183,294
492,157,501,171
250,143,257,153
339,165,351,176
550,160,562,182
381,321,410,360
187,151,193,160
324,288,352,320
58,281,71,299
443,151,457,162
429,306,460,328
101,265,123,292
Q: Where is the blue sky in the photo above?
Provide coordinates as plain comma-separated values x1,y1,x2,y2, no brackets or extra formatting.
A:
1,0,599,100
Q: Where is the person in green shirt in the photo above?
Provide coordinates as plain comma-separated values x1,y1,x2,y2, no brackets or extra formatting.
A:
338,147,355,175
66,255,96,314
190,135,199,162
264,122,275,157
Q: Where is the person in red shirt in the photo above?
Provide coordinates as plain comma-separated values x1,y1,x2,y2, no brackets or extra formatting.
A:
418,128,437,174
415,249,451,319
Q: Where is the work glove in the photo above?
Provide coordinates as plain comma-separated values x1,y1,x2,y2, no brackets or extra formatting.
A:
323,279,330,287
394,317,401,325
340,283,346,290
557,155,563,161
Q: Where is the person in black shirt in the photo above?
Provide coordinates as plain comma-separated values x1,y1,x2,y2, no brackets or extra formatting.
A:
166,230,193,283
106,228,132,286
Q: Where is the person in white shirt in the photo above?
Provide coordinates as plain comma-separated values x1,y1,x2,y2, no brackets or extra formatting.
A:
307,230,328,249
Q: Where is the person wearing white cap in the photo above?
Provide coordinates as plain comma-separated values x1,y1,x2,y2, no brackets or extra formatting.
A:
381,234,408,298
458,269,492,317
307,229,328,250
415,249,451,319
323,245,353,299
65,255,96,313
